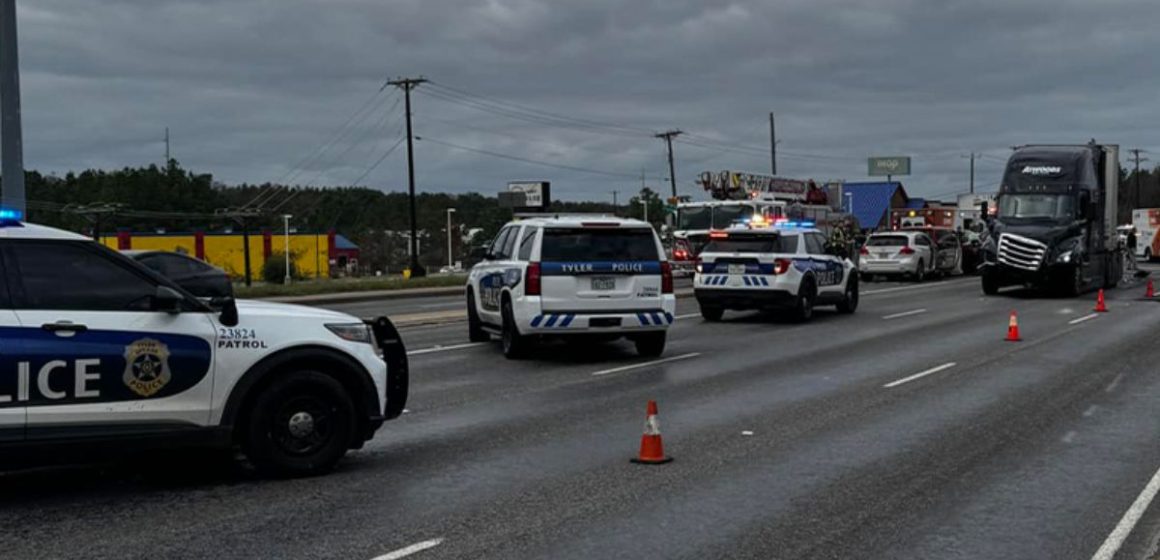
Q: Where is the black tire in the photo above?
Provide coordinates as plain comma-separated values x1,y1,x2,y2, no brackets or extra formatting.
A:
466,291,489,342
1063,264,1084,297
501,299,530,359
914,260,926,283
981,269,1000,295
242,371,356,478
700,305,724,322
837,274,859,314
792,277,816,322
860,272,875,283
634,332,666,357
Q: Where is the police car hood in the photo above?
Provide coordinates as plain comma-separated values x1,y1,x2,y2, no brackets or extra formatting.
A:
234,299,360,323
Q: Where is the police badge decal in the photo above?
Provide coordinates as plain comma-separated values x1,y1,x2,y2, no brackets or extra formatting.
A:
123,338,172,397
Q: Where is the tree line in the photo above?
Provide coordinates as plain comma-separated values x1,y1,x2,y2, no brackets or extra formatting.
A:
7,161,667,273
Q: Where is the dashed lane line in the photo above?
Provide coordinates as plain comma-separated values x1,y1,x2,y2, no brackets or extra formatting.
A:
591,352,702,376
882,362,957,389
371,538,444,560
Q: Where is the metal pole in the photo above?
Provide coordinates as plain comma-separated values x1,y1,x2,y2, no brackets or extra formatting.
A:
242,226,252,287
969,152,975,194
656,130,682,198
0,0,25,214
446,207,455,270
643,197,648,225
282,214,292,284
315,232,320,279
389,77,429,278
769,112,777,175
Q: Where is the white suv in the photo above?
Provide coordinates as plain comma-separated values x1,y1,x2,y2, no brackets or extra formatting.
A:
0,219,407,477
466,216,676,359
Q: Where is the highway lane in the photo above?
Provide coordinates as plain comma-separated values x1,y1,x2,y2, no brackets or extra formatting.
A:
5,275,1160,559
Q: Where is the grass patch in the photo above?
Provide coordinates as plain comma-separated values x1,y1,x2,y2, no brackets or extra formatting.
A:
236,274,466,298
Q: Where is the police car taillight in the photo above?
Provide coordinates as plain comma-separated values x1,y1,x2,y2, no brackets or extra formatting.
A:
525,262,542,296
859,246,870,256
773,258,792,275
661,261,673,294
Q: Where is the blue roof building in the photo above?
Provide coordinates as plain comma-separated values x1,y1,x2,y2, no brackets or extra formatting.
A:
842,182,910,230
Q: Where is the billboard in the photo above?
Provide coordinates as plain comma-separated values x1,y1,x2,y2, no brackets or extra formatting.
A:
507,181,551,210
868,157,911,177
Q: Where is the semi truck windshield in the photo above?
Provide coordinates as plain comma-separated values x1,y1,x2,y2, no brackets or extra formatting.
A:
998,194,1076,220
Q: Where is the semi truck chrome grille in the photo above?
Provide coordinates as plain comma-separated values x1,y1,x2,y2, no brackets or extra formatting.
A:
997,233,1047,271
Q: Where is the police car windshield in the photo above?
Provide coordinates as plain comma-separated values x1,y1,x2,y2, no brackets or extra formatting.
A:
541,228,659,261
703,234,797,254
712,206,754,228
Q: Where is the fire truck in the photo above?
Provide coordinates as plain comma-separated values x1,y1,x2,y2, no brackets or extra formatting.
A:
667,171,847,276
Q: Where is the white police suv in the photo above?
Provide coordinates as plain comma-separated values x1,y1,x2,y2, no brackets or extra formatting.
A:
693,222,858,321
0,216,407,477
466,215,676,359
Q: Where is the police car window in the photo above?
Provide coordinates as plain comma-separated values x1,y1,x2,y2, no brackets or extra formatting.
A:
517,227,538,261
499,226,519,259
8,242,159,311
490,227,513,259
866,235,908,247
541,228,658,261
703,235,797,254
805,233,826,255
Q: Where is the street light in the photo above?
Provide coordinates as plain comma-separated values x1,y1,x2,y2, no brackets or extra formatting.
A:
282,214,293,285
446,207,456,271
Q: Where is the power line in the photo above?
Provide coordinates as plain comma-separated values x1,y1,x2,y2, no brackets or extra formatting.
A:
348,136,407,187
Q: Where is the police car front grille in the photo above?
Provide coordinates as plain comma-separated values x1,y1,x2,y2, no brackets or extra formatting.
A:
997,233,1047,271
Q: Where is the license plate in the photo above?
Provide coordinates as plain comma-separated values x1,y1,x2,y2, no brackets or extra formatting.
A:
728,264,746,275
878,252,890,259
591,277,615,291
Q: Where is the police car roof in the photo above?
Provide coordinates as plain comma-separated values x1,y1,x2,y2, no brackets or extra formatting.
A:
0,221,93,241
516,215,652,228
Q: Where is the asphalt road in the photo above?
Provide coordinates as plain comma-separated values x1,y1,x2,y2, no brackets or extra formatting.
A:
6,271,1160,559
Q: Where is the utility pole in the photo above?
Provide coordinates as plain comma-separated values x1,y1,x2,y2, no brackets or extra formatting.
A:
962,152,976,194
611,190,618,211
388,76,428,278
1129,149,1149,209
164,127,170,163
445,207,456,270
0,0,25,214
656,130,682,198
67,203,123,241
282,214,293,284
215,207,263,287
769,112,777,175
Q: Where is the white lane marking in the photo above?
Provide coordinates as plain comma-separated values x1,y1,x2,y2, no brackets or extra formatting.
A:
1083,405,1098,417
1090,466,1160,560
882,308,927,320
371,538,444,560
1069,313,1100,325
674,312,701,320
1106,372,1125,393
883,362,957,389
741,430,754,436
407,342,485,356
591,352,701,376
861,278,975,295
1061,430,1077,444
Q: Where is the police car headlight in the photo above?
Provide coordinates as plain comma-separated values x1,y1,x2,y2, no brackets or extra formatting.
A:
326,323,373,344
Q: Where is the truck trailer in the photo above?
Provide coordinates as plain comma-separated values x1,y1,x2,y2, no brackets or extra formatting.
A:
979,143,1121,296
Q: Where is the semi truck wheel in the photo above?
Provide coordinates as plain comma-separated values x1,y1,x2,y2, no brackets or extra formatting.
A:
981,270,1000,295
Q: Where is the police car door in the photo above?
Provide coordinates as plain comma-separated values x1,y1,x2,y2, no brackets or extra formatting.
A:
0,264,24,443
806,232,844,295
475,225,520,326
3,240,218,437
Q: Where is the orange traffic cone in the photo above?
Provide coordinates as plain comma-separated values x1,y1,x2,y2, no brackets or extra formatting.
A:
1005,311,1022,342
1146,278,1155,299
631,400,673,465
1095,289,1108,312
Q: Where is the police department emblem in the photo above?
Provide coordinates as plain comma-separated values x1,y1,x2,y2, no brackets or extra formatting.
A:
123,338,172,397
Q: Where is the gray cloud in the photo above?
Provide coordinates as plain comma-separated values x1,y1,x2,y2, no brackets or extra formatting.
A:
15,0,1160,203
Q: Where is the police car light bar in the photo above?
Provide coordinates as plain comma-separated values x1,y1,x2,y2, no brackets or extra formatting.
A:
0,208,23,221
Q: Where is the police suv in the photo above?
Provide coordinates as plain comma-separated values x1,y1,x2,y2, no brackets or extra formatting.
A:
0,217,407,477
693,222,858,321
466,215,675,359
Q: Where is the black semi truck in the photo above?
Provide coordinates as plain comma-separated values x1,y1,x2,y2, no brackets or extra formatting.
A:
980,143,1122,296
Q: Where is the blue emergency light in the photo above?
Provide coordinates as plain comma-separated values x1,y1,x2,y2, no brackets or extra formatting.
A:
0,208,23,221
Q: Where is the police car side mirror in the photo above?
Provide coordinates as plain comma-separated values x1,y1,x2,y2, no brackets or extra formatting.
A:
153,286,184,314
217,297,239,327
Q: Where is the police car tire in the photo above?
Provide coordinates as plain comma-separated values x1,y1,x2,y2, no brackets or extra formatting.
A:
501,301,530,359
243,371,356,478
837,275,858,314
634,332,666,357
700,305,724,322
793,278,816,322
467,291,490,343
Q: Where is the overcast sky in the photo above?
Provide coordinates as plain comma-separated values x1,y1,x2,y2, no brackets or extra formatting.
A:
15,0,1160,203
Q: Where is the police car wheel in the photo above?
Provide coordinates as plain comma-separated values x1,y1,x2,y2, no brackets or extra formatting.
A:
634,332,666,357
467,291,490,342
501,301,530,359
837,275,859,314
700,305,724,322
914,261,926,283
243,371,356,477
793,279,816,322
